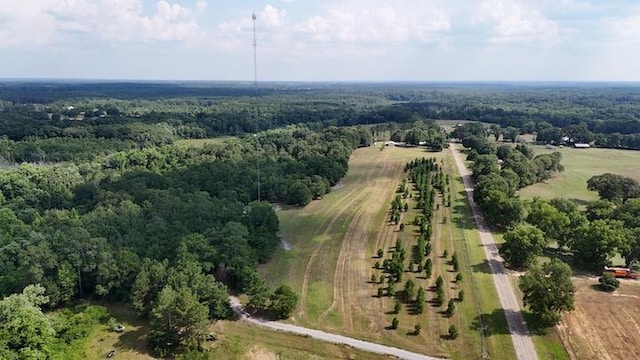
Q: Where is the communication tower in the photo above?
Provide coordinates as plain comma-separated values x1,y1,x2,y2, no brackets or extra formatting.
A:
252,13,258,88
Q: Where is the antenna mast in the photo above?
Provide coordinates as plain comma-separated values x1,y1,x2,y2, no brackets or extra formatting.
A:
252,13,258,88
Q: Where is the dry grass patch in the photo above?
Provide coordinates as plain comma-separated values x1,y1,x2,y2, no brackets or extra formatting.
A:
557,278,640,360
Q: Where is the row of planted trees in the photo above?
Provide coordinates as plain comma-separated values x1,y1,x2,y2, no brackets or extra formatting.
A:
370,157,461,340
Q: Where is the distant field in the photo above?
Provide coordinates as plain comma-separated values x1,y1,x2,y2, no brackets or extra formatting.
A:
175,137,235,147
262,145,520,359
519,146,640,203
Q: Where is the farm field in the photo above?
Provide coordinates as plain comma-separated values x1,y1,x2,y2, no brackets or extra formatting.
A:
556,278,640,360
518,146,640,203
261,144,519,359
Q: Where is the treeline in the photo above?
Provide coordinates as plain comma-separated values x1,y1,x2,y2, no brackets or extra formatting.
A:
497,174,640,291
453,123,564,228
0,125,367,357
5,83,640,164
456,123,640,276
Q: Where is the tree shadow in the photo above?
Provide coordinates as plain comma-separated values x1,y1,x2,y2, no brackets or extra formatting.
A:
542,247,574,265
569,198,591,207
521,310,552,336
452,204,475,230
471,259,494,274
439,334,455,340
470,309,549,337
469,309,510,337
113,319,152,356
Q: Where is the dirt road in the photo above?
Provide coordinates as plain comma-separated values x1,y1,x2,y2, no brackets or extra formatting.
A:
450,143,538,360
229,297,446,360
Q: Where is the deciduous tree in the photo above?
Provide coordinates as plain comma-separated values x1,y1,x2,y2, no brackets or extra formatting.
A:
519,259,574,326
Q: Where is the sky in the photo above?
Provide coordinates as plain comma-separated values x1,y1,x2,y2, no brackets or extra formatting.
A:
1,0,639,82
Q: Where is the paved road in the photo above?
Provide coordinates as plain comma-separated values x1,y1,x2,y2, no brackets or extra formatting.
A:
228,296,446,360
450,143,538,360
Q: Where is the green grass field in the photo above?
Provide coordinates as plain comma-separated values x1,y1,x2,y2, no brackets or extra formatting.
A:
519,146,640,203
174,136,236,148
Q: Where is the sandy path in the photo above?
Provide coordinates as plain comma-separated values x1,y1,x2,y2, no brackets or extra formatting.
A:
450,143,538,360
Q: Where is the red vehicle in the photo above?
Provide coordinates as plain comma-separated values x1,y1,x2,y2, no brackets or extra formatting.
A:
603,266,638,279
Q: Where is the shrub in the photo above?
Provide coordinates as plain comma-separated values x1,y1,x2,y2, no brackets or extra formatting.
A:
455,273,463,283
598,273,620,292
445,299,456,317
448,324,458,339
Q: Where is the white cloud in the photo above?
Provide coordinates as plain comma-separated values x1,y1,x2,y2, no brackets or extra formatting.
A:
473,0,567,43
609,7,640,41
261,5,288,28
297,0,451,44
0,0,206,48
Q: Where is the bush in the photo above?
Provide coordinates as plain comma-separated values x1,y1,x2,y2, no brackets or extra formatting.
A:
393,299,402,314
598,273,620,292
414,323,421,335
455,273,463,283
445,299,456,317
448,324,458,339
391,317,399,329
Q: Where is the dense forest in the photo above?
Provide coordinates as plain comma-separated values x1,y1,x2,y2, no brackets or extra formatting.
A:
2,82,640,166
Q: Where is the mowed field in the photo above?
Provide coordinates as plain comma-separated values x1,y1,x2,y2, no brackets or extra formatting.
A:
262,144,519,359
519,146,640,203
518,145,640,360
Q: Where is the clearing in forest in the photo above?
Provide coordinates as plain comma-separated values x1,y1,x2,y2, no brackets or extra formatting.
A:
263,145,516,359
519,146,640,203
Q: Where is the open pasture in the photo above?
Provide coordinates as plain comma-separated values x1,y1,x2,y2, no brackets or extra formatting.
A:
519,146,640,203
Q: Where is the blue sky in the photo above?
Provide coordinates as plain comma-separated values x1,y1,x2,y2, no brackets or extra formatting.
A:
1,0,639,81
